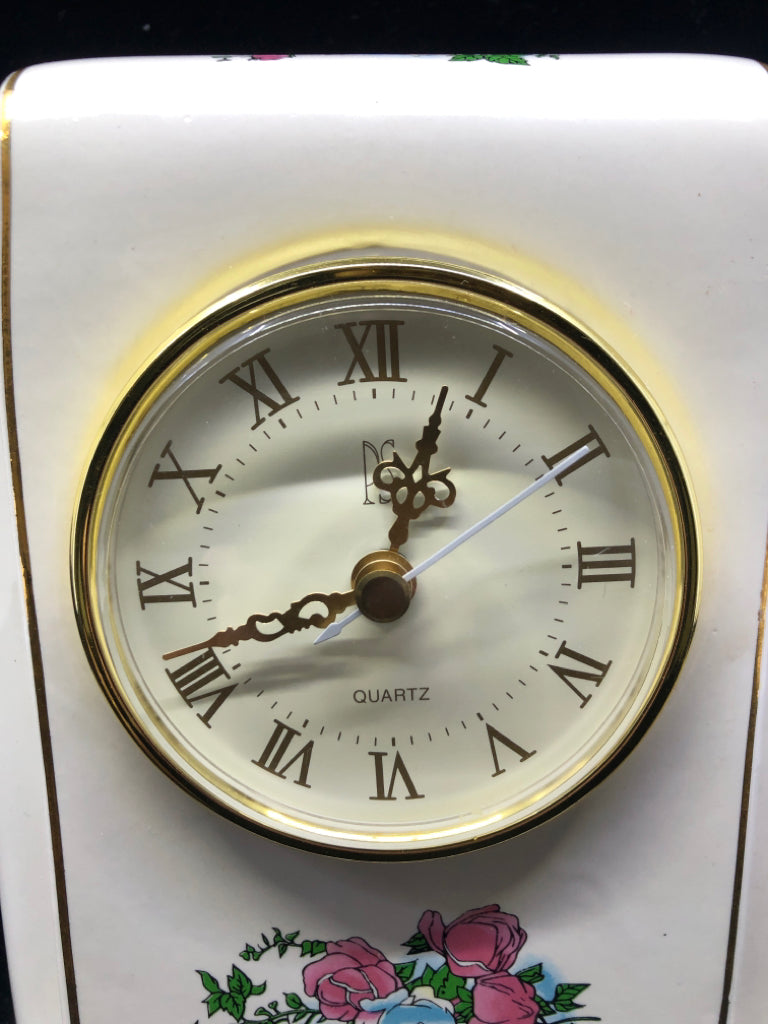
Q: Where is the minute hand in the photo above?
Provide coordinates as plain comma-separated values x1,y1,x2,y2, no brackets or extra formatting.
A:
313,445,590,645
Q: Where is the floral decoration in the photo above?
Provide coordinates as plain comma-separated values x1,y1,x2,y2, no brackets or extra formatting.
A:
448,55,559,64
210,54,560,65
193,905,600,1024
450,55,531,64
212,54,295,61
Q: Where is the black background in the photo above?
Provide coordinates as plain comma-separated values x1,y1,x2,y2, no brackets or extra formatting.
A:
1,2,766,1022
2,0,768,78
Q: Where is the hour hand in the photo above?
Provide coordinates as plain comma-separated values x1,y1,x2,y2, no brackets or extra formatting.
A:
373,385,456,551
163,590,355,659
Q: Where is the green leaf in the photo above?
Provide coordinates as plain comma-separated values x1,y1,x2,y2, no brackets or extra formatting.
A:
516,964,545,985
199,970,223,995
432,964,450,985
454,988,473,1020
553,983,589,1013
252,981,267,996
402,931,430,954
286,993,304,1010
421,964,435,987
438,973,465,1001
455,1001,473,1024
427,963,464,1001
228,965,253,999
205,991,223,1017
285,931,300,943
220,991,246,1021
534,994,555,1016
450,54,529,64
395,961,416,983
278,944,289,958
308,940,327,957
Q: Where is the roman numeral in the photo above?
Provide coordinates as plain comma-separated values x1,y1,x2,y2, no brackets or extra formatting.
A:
486,723,537,777
548,641,612,708
336,320,407,385
369,750,424,800
577,539,636,588
136,557,196,609
219,348,300,428
165,648,236,727
148,441,221,513
252,720,313,788
465,345,513,407
542,425,609,484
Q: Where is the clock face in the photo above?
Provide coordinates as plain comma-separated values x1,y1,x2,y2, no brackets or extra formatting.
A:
71,260,699,857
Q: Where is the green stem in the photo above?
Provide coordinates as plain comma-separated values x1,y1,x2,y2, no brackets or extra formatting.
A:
244,1008,324,1024
551,1018,601,1023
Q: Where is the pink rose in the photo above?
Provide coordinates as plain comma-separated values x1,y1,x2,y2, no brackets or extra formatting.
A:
418,906,527,977
303,938,400,1021
471,974,539,1024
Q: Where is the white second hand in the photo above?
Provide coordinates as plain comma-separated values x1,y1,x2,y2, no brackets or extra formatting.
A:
313,445,590,645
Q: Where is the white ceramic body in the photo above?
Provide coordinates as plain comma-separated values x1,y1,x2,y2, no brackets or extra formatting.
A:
1,54,767,1023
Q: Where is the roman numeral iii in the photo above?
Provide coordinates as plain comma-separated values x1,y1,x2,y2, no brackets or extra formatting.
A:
577,539,636,588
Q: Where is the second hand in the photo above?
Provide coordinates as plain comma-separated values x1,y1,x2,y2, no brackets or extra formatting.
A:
314,445,590,645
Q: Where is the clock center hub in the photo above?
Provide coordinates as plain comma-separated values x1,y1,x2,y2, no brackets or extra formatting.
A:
351,550,416,624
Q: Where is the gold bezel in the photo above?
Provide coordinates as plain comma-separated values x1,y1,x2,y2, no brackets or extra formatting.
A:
71,257,701,859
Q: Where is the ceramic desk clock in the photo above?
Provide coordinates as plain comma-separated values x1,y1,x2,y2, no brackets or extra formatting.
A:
0,54,766,1024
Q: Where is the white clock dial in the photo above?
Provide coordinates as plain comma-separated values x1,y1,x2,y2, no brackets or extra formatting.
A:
72,261,699,857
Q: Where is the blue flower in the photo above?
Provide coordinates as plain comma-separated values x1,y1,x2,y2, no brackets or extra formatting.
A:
374,987,456,1024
